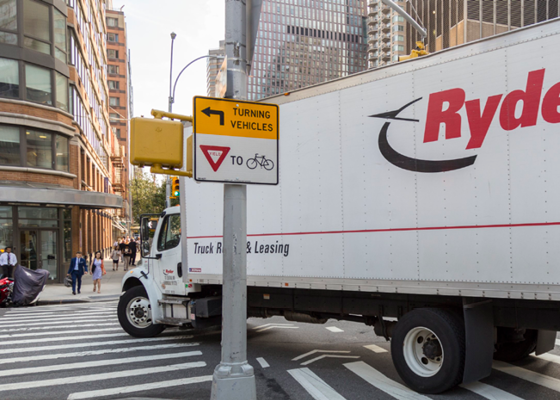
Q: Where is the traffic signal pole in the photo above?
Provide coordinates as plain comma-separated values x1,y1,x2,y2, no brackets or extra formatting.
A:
210,0,256,399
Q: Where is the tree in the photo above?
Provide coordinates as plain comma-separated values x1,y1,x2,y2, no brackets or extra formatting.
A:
130,170,167,225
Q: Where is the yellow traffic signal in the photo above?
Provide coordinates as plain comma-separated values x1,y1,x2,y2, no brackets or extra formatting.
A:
170,177,180,199
130,117,184,169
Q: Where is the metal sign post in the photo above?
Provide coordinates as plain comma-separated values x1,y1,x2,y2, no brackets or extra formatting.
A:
210,0,257,399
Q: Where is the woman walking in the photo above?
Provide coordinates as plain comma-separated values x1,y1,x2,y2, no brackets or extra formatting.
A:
91,251,104,293
122,240,132,271
110,245,121,271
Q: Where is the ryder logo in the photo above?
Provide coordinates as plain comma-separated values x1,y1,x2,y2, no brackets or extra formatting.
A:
370,69,560,172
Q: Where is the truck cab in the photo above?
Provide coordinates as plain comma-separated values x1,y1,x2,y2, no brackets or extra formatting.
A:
117,208,196,337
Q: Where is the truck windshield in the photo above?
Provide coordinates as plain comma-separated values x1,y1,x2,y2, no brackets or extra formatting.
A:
157,214,181,251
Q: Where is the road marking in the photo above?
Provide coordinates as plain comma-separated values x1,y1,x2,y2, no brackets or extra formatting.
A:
0,322,119,333
4,308,117,317
0,362,206,393
293,350,352,361
255,326,299,332
0,311,115,323
493,360,560,392
301,355,360,366
253,323,295,329
537,353,560,365
0,332,129,346
556,339,560,347
2,318,116,328
1,335,194,354
344,361,431,400
0,351,202,377
66,375,213,400
461,381,524,399
364,344,388,353
256,357,270,368
288,368,347,400
0,327,122,339
0,342,200,365
326,327,344,333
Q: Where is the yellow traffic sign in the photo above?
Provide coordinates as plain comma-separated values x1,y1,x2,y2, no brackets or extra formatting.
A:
193,96,278,140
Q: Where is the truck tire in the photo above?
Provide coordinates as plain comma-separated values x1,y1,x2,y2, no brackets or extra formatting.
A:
493,328,537,362
118,285,165,338
391,308,465,394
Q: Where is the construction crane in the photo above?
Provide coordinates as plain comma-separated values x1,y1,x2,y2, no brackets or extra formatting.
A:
380,0,429,61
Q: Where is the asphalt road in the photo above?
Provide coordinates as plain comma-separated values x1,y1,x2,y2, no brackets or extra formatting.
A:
1,302,560,400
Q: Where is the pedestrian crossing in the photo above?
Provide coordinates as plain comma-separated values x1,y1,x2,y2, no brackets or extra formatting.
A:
3,302,560,399
0,301,212,400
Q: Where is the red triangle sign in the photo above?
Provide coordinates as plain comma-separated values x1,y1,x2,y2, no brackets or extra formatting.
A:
200,145,231,172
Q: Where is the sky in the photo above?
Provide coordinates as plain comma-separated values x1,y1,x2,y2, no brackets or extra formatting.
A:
111,0,225,118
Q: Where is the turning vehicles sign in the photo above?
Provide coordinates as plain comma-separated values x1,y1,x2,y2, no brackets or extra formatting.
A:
193,96,279,185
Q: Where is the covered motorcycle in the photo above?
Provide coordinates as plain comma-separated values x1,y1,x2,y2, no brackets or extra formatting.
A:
11,265,49,306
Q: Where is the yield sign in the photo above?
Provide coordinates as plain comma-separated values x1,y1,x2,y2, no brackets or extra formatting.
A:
200,145,230,172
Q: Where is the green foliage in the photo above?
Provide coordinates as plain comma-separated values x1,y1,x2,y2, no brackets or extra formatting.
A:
130,170,167,225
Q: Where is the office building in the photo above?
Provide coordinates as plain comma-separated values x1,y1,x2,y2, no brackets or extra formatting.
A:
106,5,132,236
207,40,225,97
0,0,123,282
367,0,406,68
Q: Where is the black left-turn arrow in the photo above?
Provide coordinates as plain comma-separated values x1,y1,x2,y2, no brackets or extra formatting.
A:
201,107,225,125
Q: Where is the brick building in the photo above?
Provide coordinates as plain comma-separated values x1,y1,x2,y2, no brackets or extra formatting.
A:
0,0,125,283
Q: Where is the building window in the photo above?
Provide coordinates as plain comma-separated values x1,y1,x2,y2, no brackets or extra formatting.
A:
109,113,119,122
108,65,119,74
392,16,404,23
109,96,119,106
393,44,404,52
393,35,404,42
23,0,51,55
0,124,69,171
115,128,121,138
107,49,119,59
55,72,68,111
26,130,52,169
107,17,118,27
0,0,17,45
392,25,404,32
55,134,68,171
53,8,66,62
107,33,118,42
0,125,20,165
108,80,119,89
25,63,52,105
0,57,19,98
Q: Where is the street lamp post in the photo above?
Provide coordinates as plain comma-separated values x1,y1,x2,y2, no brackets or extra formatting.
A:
165,32,177,209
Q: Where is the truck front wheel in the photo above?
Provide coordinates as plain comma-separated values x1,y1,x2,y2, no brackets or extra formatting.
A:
391,308,465,394
118,285,165,338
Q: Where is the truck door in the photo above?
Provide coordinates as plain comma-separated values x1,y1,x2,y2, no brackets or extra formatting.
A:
153,212,186,296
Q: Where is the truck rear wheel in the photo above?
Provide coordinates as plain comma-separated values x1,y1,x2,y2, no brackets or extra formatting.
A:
118,285,165,338
493,328,537,362
391,308,465,394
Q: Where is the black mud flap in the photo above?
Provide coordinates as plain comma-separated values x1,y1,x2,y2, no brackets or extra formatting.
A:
462,298,494,384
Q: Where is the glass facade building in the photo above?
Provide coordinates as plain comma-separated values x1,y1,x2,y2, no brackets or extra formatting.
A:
246,0,369,100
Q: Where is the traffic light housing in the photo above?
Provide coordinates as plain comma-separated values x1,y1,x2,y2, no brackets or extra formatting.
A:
170,177,180,199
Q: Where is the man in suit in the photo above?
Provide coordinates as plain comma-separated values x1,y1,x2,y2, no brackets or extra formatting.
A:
67,251,88,295
0,246,17,278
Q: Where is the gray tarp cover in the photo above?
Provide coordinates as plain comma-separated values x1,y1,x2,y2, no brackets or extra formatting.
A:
12,266,49,306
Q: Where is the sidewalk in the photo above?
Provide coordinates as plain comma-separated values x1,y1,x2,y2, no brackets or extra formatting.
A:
39,258,130,305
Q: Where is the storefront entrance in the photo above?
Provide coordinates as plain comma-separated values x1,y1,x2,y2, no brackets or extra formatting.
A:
19,230,58,281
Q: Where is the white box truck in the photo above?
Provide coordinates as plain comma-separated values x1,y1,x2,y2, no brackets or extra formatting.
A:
118,19,560,394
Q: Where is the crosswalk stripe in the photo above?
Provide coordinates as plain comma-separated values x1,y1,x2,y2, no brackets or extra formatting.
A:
344,361,431,400
5,308,117,317
0,361,206,393
0,343,200,365
66,375,213,400
493,360,560,392
1,335,194,354
0,350,203,377
326,327,344,333
1,311,115,322
2,315,117,327
363,344,388,353
461,381,524,399
0,322,119,333
556,339,560,347
537,353,560,365
288,368,347,400
0,327,122,339
256,357,270,368
2,318,116,328
0,332,129,346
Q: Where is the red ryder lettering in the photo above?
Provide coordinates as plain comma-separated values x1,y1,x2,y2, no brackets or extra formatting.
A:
424,69,560,149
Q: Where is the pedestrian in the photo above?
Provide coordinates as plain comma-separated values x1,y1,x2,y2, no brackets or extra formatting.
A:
111,245,121,271
122,241,132,271
128,238,137,266
118,238,127,260
66,251,88,295
90,251,104,294
0,246,17,278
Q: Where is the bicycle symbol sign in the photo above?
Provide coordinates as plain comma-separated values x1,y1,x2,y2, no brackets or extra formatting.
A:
193,96,279,185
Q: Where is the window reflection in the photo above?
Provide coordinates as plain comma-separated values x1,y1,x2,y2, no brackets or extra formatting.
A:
26,130,52,169
25,64,52,105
